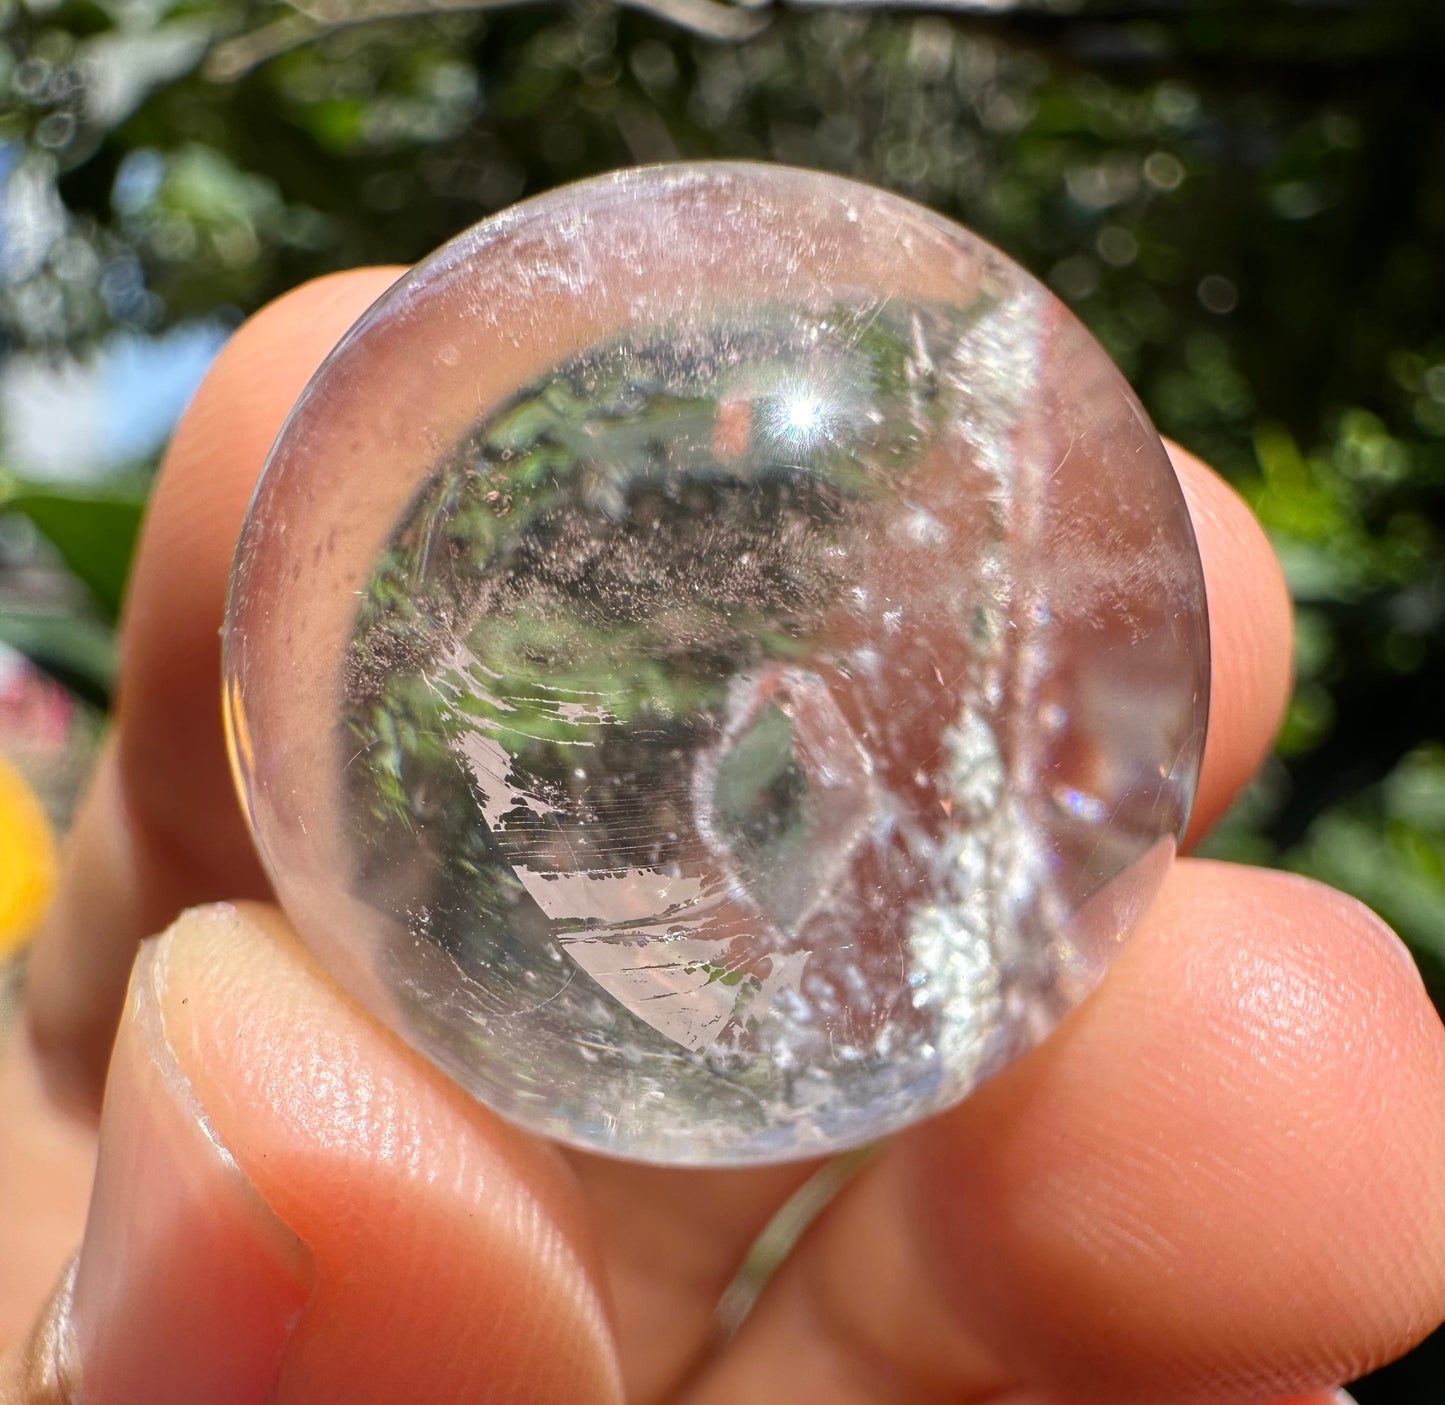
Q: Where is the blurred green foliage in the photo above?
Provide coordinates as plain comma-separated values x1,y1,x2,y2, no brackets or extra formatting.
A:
1,0,1440,1063
2,0,1440,1388
3,0,1439,974
5,0,1439,965
0,472,144,620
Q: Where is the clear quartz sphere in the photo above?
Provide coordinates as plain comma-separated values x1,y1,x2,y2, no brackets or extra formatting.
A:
224,164,1208,1166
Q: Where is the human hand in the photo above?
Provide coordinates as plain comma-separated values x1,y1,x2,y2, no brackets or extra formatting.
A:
2,270,1440,1405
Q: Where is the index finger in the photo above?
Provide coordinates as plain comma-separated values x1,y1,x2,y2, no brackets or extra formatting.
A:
25,270,404,1107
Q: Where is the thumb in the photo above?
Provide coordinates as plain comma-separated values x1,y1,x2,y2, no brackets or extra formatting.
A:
1,904,622,1405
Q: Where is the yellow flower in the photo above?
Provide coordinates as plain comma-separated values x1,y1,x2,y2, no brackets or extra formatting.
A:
0,753,57,956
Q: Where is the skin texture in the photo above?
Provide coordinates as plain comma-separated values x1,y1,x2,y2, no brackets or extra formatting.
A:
0,271,1439,1404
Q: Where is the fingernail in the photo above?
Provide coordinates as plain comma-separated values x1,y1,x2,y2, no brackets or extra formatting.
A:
65,926,313,1405
1331,1390,1360,1405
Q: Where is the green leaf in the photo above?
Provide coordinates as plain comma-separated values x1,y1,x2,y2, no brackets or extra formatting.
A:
0,477,148,623
0,611,117,709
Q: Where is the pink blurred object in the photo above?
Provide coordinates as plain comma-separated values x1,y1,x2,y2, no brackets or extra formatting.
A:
0,642,98,831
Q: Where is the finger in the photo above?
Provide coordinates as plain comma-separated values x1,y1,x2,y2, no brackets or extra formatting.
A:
567,1153,822,1402
1167,442,1292,847
986,1393,1357,1405
1,903,621,1405
25,269,404,1106
681,861,1443,1405
0,1026,94,1344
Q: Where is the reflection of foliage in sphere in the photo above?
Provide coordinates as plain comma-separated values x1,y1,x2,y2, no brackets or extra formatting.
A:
342,299,953,954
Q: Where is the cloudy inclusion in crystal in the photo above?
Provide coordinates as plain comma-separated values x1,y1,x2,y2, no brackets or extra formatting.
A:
226,166,1208,1165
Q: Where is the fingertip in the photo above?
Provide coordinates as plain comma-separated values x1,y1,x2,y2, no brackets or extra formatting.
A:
25,271,407,1108
66,931,313,1405
120,267,406,865
1165,443,1294,845
28,892,624,1405
155,903,623,1405
906,858,1443,1404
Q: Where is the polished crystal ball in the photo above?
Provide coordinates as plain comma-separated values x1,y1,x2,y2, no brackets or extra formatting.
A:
224,164,1208,1165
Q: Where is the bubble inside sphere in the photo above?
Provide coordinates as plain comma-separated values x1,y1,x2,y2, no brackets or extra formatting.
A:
224,164,1209,1166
